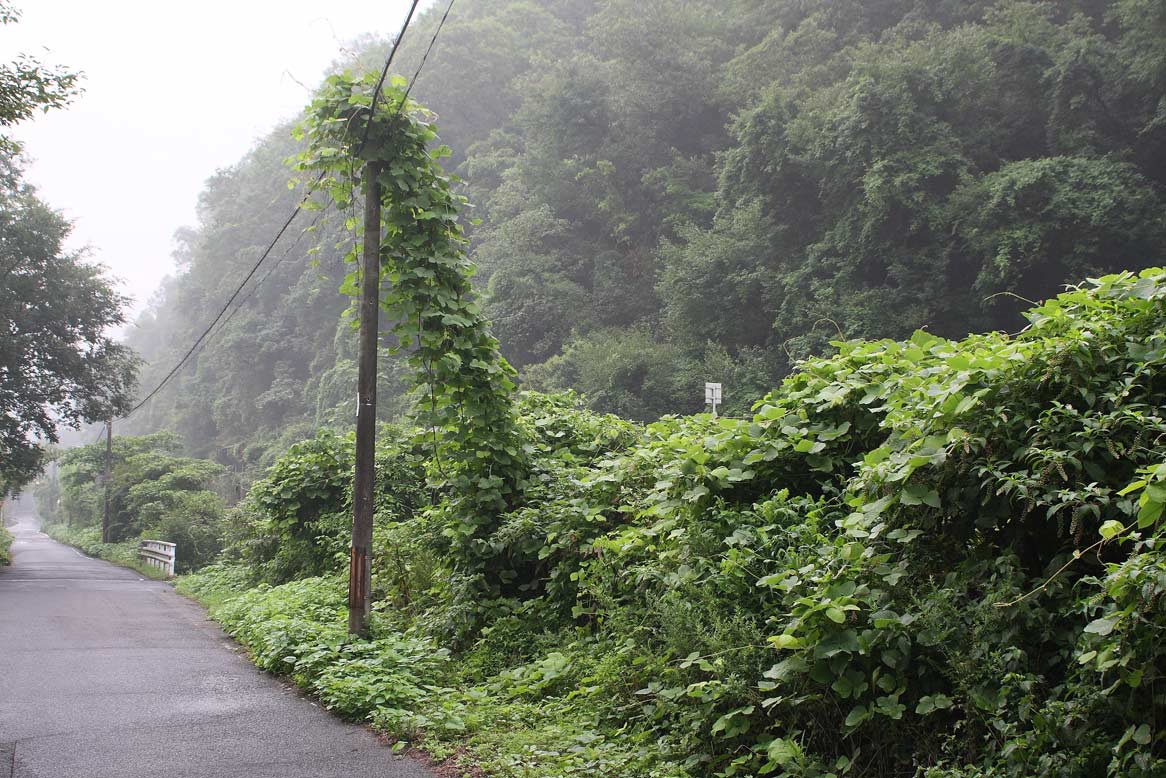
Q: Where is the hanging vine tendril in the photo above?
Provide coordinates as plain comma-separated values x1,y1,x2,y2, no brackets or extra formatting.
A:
294,72,527,579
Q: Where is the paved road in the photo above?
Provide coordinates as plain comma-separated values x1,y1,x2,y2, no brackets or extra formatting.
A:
0,512,430,778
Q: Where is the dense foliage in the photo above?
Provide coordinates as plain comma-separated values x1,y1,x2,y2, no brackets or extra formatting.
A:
0,3,136,495
227,427,426,585
43,433,229,571
71,2,1166,773
184,270,1166,776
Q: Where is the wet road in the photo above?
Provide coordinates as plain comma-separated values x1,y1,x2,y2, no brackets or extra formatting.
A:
0,513,429,778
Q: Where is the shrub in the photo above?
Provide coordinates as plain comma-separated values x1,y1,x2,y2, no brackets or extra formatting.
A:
236,426,427,584
207,575,454,736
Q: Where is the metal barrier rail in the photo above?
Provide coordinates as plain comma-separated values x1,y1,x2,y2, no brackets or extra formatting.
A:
139,540,176,577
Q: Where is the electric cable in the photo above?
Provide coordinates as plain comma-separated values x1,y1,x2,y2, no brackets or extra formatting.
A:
393,0,456,118
356,0,423,155
201,204,332,348
123,172,324,418
120,0,456,421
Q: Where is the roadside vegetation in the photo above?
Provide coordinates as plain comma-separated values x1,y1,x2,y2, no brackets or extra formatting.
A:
38,524,168,580
36,432,230,574
180,270,1166,777
0,524,12,565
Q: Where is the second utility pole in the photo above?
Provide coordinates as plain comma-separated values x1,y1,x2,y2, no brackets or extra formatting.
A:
348,160,382,637
101,419,112,543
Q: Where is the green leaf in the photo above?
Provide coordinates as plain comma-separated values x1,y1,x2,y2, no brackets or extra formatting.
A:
815,630,860,658
844,705,869,729
901,484,940,508
1137,499,1163,528
768,633,804,650
915,694,953,715
1083,617,1116,636
1118,479,1148,496
1098,520,1125,540
767,737,802,766
1146,481,1166,503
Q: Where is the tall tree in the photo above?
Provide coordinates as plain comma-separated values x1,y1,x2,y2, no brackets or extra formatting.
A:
0,2,136,494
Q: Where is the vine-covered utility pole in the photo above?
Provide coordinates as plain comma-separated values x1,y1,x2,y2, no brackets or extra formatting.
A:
297,73,529,630
349,162,382,636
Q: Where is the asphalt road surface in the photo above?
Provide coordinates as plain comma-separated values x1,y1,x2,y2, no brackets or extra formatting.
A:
0,509,430,778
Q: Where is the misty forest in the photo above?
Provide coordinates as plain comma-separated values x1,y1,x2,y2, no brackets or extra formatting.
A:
5,0,1166,776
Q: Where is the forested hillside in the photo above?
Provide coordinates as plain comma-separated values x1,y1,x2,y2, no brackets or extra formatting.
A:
123,0,1166,464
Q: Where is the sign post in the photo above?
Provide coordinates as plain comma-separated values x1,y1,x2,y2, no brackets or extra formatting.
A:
705,382,722,417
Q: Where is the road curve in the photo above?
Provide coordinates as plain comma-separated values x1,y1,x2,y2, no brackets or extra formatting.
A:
0,512,430,778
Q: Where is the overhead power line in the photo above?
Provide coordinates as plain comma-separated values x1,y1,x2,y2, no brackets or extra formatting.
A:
394,0,456,116
123,0,457,421
124,173,324,419
357,0,423,155
205,205,332,344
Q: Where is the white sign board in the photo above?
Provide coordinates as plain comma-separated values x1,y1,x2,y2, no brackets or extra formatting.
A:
705,382,722,416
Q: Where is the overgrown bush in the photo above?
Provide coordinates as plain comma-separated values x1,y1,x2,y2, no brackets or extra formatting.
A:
233,426,426,585
186,270,1166,776
200,575,456,735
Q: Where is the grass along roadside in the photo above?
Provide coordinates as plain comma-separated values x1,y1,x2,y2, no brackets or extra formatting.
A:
41,523,170,580
0,524,12,565
175,568,655,776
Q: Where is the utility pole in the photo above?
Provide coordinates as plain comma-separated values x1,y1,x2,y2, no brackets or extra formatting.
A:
349,161,382,637
102,420,112,543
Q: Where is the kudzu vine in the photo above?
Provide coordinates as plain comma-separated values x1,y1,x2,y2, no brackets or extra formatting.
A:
293,72,527,579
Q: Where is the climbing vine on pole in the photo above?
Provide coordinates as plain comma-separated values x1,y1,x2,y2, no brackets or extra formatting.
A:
293,72,527,574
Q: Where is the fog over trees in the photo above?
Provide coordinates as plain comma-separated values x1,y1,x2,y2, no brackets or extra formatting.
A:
119,0,1165,465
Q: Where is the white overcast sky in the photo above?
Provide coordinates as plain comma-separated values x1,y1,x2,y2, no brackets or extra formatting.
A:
7,0,423,318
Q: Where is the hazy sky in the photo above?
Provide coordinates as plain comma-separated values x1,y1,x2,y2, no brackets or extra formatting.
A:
8,0,423,319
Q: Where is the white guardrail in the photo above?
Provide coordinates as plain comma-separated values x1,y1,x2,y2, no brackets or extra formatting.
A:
139,540,176,577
